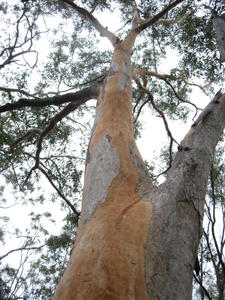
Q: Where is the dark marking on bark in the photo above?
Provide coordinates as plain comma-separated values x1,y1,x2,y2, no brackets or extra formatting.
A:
178,145,191,152
105,134,112,142
119,131,123,138
116,37,121,44
108,67,116,76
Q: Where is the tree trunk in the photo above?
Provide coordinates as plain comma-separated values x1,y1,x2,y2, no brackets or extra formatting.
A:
53,34,155,300
53,27,225,300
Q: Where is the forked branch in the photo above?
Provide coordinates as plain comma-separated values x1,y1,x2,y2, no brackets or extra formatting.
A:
133,75,178,171
138,0,184,32
133,75,178,146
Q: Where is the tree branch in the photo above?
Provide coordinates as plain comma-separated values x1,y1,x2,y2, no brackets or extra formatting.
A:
163,78,201,118
61,0,119,46
193,273,212,300
0,244,46,261
0,85,99,113
134,67,186,81
38,166,80,217
209,167,225,276
133,75,178,172
22,96,88,184
133,75,178,143
0,86,39,99
133,67,203,117
138,0,184,32
11,129,42,150
34,101,85,169
134,67,208,96
156,16,182,25
134,98,151,123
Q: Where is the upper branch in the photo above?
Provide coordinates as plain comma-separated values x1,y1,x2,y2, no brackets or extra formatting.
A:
0,85,99,113
61,0,119,46
0,5,41,70
138,0,184,32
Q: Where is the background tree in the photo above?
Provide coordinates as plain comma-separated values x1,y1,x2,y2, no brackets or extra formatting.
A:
0,0,225,299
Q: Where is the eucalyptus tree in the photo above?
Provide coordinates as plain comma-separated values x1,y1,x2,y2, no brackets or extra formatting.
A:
0,0,225,299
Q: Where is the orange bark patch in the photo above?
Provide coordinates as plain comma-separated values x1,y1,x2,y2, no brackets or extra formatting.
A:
54,177,152,300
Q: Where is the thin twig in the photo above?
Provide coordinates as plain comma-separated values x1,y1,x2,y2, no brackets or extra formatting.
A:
38,166,80,217
0,244,46,261
193,273,212,300
11,128,42,150
34,101,84,169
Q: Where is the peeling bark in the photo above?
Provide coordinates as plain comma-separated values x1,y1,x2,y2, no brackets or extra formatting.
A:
81,135,120,223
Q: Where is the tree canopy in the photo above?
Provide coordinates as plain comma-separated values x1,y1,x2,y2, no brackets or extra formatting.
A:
0,0,224,299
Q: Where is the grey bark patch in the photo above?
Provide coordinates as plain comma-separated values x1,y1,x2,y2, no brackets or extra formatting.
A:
128,140,153,198
81,136,120,222
85,79,106,166
108,60,120,76
213,14,225,62
118,73,130,90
